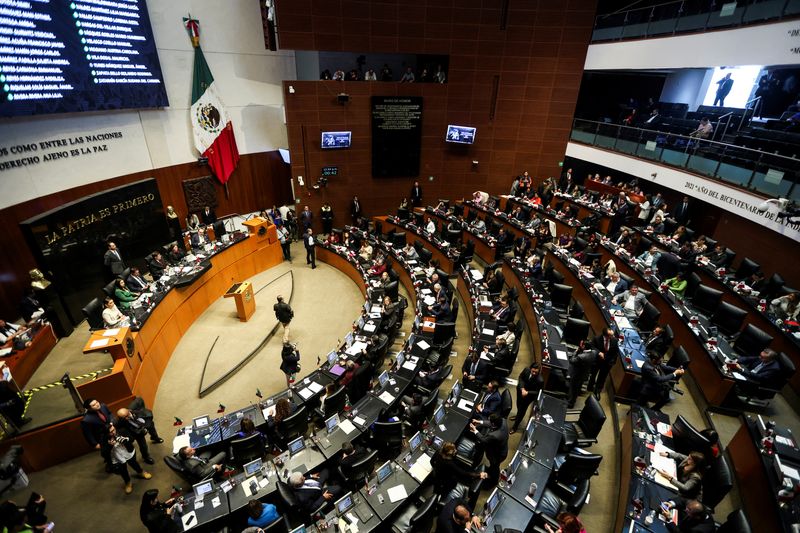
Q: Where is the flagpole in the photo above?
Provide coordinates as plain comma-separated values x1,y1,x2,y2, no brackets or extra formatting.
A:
225,182,229,199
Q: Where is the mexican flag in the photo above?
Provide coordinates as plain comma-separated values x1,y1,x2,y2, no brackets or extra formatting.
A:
189,32,239,184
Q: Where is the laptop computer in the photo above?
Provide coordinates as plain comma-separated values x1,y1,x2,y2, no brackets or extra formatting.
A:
433,405,445,425
376,460,393,485
335,492,373,523
378,370,390,389
243,458,263,478
409,431,423,453
288,437,306,456
192,415,210,428
485,487,503,518
192,479,214,501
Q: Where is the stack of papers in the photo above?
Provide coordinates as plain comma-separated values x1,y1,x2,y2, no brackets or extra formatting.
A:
416,340,430,350
308,381,324,394
379,391,396,404
298,388,314,400
555,350,568,361
339,419,357,434
387,485,409,503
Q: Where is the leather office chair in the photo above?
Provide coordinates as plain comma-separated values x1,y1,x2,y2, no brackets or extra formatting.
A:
636,301,661,333
572,236,588,252
339,449,379,489
721,248,736,268
702,456,733,512
390,493,439,533
538,477,591,521
372,420,404,458
262,515,290,533
277,405,308,443
568,300,585,320
276,479,326,526
734,351,795,409
666,345,690,369
82,297,105,330
618,272,634,289
711,301,747,337
685,271,702,299
499,388,513,419
760,273,785,299
228,433,264,467
103,279,118,299
734,257,760,281
414,365,452,396
671,415,712,457
703,237,717,250
716,509,751,533
313,386,347,422
347,362,373,403
561,395,606,451
562,318,591,347
691,285,722,316
553,452,602,486
733,324,773,356
163,453,214,484
120,267,131,283
549,283,573,313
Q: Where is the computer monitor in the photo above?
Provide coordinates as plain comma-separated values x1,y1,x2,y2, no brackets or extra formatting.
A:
243,458,262,477
397,207,410,221
432,436,444,450
433,405,445,424
407,333,416,347
376,461,393,484
445,125,476,144
193,415,210,428
327,350,338,366
409,431,422,452
335,492,355,515
345,332,353,347
396,352,405,368
321,131,352,149
378,370,389,388
525,417,536,442
288,437,306,455
508,451,522,475
325,414,339,434
450,381,462,400
357,316,366,329
413,212,424,227
192,480,214,499
486,488,501,515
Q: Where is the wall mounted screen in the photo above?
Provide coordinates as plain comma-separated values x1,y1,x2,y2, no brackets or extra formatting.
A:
321,131,351,149
445,125,476,144
0,0,169,117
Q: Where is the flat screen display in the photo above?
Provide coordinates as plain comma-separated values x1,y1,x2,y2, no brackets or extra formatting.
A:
288,437,305,454
321,131,351,149
446,125,476,144
0,0,169,117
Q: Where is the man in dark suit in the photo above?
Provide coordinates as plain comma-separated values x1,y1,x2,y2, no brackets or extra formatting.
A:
115,404,163,465
611,228,633,247
103,242,125,279
126,267,148,293
609,194,629,235
339,441,369,470
437,498,481,533
462,352,488,390
567,341,597,408
662,499,715,533
147,251,168,279
603,272,628,296
201,205,216,225
350,196,362,224
491,296,512,324
491,337,514,370
672,196,691,226
81,397,113,467
410,181,423,207
587,327,620,400
304,229,316,269
413,365,448,390
471,414,509,485
474,380,501,420
734,348,782,389
642,325,670,356
300,205,313,236
638,351,684,411
178,446,227,480
288,470,342,513
510,362,543,433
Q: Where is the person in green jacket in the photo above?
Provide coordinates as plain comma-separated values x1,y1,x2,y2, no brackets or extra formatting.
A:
114,278,138,310
665,272,688,298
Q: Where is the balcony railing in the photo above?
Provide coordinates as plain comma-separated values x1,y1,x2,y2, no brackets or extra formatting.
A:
570,118,800,200
592,0,800,42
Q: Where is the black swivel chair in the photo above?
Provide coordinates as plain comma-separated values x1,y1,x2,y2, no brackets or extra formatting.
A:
702,456,733,512
734,324,773,356
499,388,513,418
721,248,736,268
276,479,326,526
711,301,748,337
549,283,573,313
339,449,379,490
717,509,752,533
562,318,591,347
685,271,702,299
734,352,795,409
691,285,722,316
82,298,105,330
313,386,347,422
277,405,309,443
163,453,215,484
385,281,400,301
671,415,712,457
371,420,404,458
229,433,264,467
636,301,661,333
760,273,785,299
667,345,690,369
541,452,600,515
561,395,606,451
390,493,439,533
263,515,291,533
734,257,760,281
103,279,118,299
568,300,585,320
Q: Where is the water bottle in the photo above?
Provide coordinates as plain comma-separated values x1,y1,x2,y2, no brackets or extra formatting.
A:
528,482,537,497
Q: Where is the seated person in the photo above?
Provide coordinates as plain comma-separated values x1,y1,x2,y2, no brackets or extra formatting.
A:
496,229,512,251
603,272,628,296
689,117,713,139
490,296,512,324
706,243,727,267
0,320,31,350
288,470,343,513
358,242,373,263
236,417,266,448
413,365,449,390
101,297,130,329
340,360,360,387
177,446,227,480
381,295,398,320
543,512,586,533
650,215,665,235
638,246,662,268
126,267,148,293
513,236,531,259
733,348,783,388
474,380,501,419
490,337,514,369
665,272,688,298
339,441,369,470
655,451,705,500
770,292,799,320
437,498,484,533
376,271,392,289
167,244,185,265
367,257,387,277
425,219,436,234
430,295,451,320
246,500,279,529
642,325,670,356
496,324,517,353
612,284,647,317
114,278,138,310
526,252,543,278
147,252,169,280
471,217,486,233
461,351,488,390
660,499,714,533
485,269,504,295
402,243,418,259
400,392,425,423
611,228,632,247
472,191,489,204
431,442,488,502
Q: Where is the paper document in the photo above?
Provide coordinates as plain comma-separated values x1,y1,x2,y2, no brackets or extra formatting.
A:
182,511,197,530
379,391,396,404
482,328,494,336
421,289,432,295
776,435,795,447
402,361,417,370
782,463,800,481
219,480,232,493
657,422,673,438
423,296,436,306
259,477,269,488
102,328,120,336
457,399,474,411
635,359,644,369
262,406,276,419
308,381,324,393
339,419,357,434
615,316,632,330
172,433,191,454
90,338,109,348
416,340,430,350
470,269,484,281
555,350,568,361
298,388,314,400
409,454,433,481
353,416,366,426
387,485,409,503
243,476,259,497
650,444,677,487
731,372,747,381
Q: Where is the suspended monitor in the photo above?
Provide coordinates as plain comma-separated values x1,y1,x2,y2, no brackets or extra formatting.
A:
321,131,352,149
446,125,476,144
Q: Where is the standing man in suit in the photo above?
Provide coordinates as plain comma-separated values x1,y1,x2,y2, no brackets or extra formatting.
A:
714,73,734,106
734,349,782,389
410,181,423,207
350,196,362,224
201,206,216,225
304,228,316,269
673,196,691,226
470,414,508,485
462,351,488,390
638,351,684,411
609,193,629,236
320,203,333,235
567,341,597,408
587,328,620,400
300,205,313,238
103,242,125,280
177,446,227,480
510,362,543,434
273,295,293,341
81,397,113,467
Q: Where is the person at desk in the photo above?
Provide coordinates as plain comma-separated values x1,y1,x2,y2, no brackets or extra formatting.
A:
471,217,486,233
103,241,125,279
642,325,670,356
114,278,138,311
604,272,628,296
470,414,509,485
140,488,180,533
490,296,512,324
186,213,201,232
543,512,586,533
638,351,684,411
611,228,633,247
513,235,531,259
402,242,418,259
201,206,216,225
412,364,449,390
733,348,782,388
339,441,369,470
462,351,489,390
288,471,343,513
638,246,662,269
526,252,543,278
126,267,148,293
437,497,483,533
358,241,373,263
705,244,727,267
177,446,227,480
166,244,184,265
246,500,279,529
101,297,130,329
340,360,360,387
587,327,619,400
432,443,488,502
770,292,799,320
649,214,665,235
491,337,514,370
612,285,647,318
510,362,543,434
430,295,451,321
147,252,169,280
656,450,705,500
367,257,387,277
474,380,501,419
665,272,688,299
0,320,30,350
235,418,267,449
660,499,715,533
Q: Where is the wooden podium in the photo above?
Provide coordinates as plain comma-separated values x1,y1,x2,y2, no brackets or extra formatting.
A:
224,281,256,322
242,216,276,244
83,327,133,361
